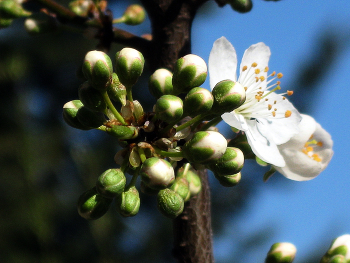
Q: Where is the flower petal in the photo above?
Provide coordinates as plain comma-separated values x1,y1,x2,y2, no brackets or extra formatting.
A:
221,111,248,131
238,42,270,86
245,119,286,167
209,37,237,90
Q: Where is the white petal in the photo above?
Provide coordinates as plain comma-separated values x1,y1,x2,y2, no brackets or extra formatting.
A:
245,119,286,167
209,37,237,90
279,114,316,150
221,112,248,131
238,42,270,85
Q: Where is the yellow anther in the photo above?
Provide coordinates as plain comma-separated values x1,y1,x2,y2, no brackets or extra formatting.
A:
252,62,257,67
277,81,281,85
287,90,294,96
264,66,269,72
277,73,283,79
285,110,292,118
317,141,323,147
242,65,248,71
255,95,262,101
259,76,265,81
268,104,272,110
271,71,276,76
274,108,277,111
283,97,286,100
265,98,269,101
306,146,313,152
272,111,276,117
255,68,260,74
244,86,248,91
312,154,322,162
274,100,277,104
255,77,259,82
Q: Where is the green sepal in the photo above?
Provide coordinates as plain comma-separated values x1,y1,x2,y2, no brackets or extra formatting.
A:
123,4,146,25
0,18,13,28
116,186,140,217
0,0,31,19
77,187,113,220
107,73,127,105
228,133,255,159
78,81,107,112
24,13,58,35
149,68,173,99
76,105,106,128
214,172,241,187
107,125,138,140
63,100,91,130
208,147,244,176
157,188,184,219
155,95,183,122
183,87,214,117
229,0,253,13
96,169,126,198
170,177,190,202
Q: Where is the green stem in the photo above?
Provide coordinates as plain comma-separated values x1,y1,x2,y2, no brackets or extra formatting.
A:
154,147,184,158
113,16,126,24
176,114,206,132
199,116,222,131
102,91,127,125
137,147,147,163
126,167,140,190
126,87,133,102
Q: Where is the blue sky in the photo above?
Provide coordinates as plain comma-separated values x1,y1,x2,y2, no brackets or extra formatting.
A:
190,0,350,262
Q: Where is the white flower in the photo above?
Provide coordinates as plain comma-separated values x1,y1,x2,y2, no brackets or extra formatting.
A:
209,37,301,167
274,114,333,181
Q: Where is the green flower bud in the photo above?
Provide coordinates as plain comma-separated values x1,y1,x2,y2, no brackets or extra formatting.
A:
78,81,107,112
82,50,113,91
327,255,346,263
0,0,31,19
176,167,202,196
155,95,183,122
140,157,175,190
215,172,241,187
77,187,112,220
183,131,227,164
122,4,146,25
170,177,190,202
107,125,138,140
208,147,244,176
0,18,13,29
157,188,184,219
63,100,90,130
265,242,297,263
115,48,144,87
211,80,246,115
183,87,214,117
24,13,58,35
228,132,255,159
116,186,140,217
229,0,253,13
133,100,145,125
96,169,126,198
149,68,173,99
107,73,127,106
172,54,207,94
76,105,106,128
140,181,159,195
69,0,93,16
321,235,350,263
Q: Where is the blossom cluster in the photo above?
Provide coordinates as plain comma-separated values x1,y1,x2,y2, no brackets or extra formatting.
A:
209,37,333,181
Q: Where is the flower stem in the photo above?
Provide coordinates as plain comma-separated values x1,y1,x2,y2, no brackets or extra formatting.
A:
199,116,222,131
113,17,126,24
126,87,133,102
102,91,127,125
176,114,206,132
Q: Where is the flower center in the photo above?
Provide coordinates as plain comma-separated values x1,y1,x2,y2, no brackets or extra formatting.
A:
302,135,323,162
236,62,294,120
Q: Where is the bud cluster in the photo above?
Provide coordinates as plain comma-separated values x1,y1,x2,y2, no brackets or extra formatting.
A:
63,47,247,220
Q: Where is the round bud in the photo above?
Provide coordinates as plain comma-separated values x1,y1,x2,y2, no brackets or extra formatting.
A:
149,68,173,99
76,106,106,128
183,169,202,196
214,172,241,187
123,4,146,25
63,100,90,130
208,147,244,176
183,131,227,164
82,50,113,91
229,0,253,13
170,177,190,202
326,255,346,263
265,242,297,263
140,157,175,190
322,235,350,263
211,80,246,115
107,125,138,140
108,73,126,105
24,13,58,35
172,54,207,94
155,95,183,122
96,169,126,198
116,186,140,217
77,187,112,220
157,188,184,219
0,0,31,19
78,81,107,112
115,48,144,87
228,133,255,159
183,87,214,117
69,0,93,16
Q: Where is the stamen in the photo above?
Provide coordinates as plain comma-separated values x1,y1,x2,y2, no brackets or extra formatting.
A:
306,146,313,152
264,67,269,72
259,76,265,81
255,69,260,74
317,142,323,147
244,86,248,91
252,62,257,67
287,90,294,96
242,65,248,71
268,104,272,110
277,73,283,79
272,111,276,117
312,154,322,162
285,110,292,118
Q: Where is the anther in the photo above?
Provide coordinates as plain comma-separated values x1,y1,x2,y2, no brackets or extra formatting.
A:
268,104,272,110
285,110,292,118
255,69,260,74
252,62,257,67
277,73,283,79
242,65,248,71
259,76,265,81
244,87,248,91
264,66,269,72
287,90,294,96
272,111,276,117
